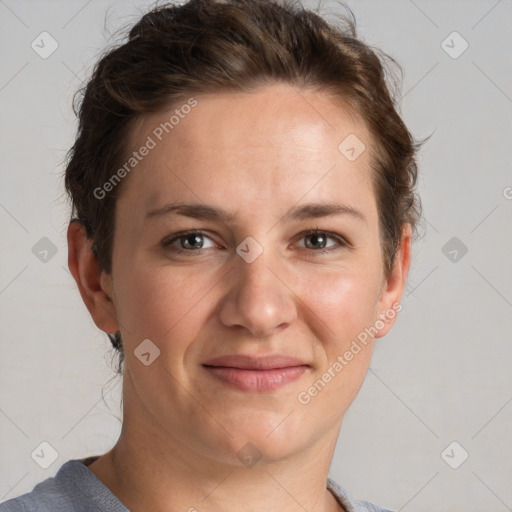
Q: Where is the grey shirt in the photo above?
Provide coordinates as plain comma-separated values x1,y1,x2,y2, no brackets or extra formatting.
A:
0,457,394,512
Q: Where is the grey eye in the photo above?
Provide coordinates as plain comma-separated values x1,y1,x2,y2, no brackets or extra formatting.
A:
304,233,328,249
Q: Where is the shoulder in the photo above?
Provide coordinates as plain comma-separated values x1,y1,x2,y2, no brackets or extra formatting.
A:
327,477,395,512
0,463,71,512
0,459,127,512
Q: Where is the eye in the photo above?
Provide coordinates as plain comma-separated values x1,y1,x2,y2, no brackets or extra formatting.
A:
162,230,217,255
296,229,349,254
161,229,350,257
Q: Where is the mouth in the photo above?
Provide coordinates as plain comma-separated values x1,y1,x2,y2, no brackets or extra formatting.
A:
202,354,310,392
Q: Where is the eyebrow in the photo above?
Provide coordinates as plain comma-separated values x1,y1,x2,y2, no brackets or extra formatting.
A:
145,201,366,224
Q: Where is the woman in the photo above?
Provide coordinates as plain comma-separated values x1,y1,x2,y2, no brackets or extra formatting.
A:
0,0,426,510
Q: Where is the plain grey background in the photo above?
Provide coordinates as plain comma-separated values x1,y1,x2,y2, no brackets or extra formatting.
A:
1,0,511,510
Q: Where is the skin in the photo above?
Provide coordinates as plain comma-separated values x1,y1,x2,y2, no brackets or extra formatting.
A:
67,82,411,512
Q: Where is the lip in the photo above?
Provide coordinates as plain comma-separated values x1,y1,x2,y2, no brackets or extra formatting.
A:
202,354,307,370
202,354,309,392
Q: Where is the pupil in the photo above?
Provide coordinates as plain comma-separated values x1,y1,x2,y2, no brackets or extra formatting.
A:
185,234,202,249
309,234,325,249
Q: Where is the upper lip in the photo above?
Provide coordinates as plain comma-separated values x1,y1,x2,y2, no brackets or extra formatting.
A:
202,354,308,370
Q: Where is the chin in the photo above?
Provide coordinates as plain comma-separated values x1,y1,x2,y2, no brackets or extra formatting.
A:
213,415,309,465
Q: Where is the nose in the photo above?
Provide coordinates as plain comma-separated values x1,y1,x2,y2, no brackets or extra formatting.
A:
217,244,297,338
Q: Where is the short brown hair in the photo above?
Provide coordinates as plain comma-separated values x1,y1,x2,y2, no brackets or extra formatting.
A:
64,0,428,369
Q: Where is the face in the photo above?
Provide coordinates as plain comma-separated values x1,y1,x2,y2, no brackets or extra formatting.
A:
97,83,408,465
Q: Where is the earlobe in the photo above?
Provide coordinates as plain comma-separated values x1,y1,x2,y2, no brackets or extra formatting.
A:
66,221,119,334
374,223,412,339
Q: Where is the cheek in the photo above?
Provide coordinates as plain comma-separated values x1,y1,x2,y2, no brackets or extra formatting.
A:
116,258,382,327
297,266,381,347
116,263,217,338
114,249,382,372
295,269,380,407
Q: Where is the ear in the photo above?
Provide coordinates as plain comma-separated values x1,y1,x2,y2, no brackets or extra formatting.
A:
66,220,119,334
374,223,412,339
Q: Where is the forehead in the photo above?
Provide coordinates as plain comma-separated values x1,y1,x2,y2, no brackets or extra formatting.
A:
118,83,376,224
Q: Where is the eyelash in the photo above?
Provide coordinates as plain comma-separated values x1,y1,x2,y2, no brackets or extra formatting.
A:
161,228,350,256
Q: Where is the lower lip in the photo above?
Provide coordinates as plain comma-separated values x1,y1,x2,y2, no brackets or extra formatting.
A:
203,365,308,392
